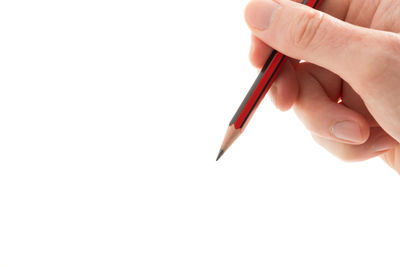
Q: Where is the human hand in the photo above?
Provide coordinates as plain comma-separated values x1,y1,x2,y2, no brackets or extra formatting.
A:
245,0,400,173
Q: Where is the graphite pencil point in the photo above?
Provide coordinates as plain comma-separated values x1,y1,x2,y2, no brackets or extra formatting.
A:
216,149,225,161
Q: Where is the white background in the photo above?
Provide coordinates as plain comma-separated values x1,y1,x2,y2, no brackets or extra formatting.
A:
0,0,399,266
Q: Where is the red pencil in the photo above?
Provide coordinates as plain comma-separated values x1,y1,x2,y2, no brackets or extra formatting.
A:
217,0,323,161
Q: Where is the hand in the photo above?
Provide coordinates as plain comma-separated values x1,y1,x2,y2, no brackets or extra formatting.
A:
245,0,400,173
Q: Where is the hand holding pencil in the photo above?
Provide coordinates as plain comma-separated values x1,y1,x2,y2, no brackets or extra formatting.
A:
218,0,400,174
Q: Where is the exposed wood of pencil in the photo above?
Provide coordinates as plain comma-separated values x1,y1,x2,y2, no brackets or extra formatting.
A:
216,125,242,161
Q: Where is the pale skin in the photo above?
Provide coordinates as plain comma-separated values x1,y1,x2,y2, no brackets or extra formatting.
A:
245,0,400,173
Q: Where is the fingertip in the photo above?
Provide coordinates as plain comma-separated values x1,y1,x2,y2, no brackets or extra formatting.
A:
312,128,398,162
269,84,278,107
249,35,272,69
330,118,370,145
270,61,299,112
343,107,371,144
272,84,293,112
356,114,371,144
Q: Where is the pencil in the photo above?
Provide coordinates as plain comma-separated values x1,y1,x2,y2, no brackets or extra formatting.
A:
217,0,323,161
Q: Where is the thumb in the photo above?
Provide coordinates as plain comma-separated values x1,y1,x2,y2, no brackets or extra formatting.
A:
244,0,399,89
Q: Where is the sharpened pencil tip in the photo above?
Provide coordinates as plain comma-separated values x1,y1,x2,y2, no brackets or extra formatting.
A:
216,149,225,161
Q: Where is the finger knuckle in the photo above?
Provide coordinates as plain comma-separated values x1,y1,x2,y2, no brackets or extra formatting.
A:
386,35,400,57
292,11,325,50
358,35,400,88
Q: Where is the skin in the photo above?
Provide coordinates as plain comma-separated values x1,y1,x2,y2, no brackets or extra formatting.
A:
245,0,400,173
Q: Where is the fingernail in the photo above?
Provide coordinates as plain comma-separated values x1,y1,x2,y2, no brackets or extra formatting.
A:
373,136,397,152
331,121,363,143
245,0,281,31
